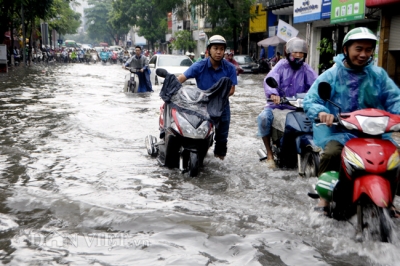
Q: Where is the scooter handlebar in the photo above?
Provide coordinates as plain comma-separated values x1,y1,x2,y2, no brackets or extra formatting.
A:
314,117,339,126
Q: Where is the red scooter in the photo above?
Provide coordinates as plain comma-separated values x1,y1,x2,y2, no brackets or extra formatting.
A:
111,51,119,64
312,82,400,242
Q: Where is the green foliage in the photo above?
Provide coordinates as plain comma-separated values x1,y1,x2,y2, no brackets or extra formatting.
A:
85,0,129,45
190,0,256,51
110,0,172,47
317,37,335,70
169,30,196,52
317,37,335,55
47,0,81,35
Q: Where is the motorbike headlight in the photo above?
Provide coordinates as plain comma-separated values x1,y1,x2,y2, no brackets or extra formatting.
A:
387,150,400,171
170,121,180,135
175,112,211,139
389,123,400,131
343,146,365,170
341,120,358,130
356,115,389,135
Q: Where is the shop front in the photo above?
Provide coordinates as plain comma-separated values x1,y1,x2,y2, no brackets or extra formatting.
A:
367,0,400,86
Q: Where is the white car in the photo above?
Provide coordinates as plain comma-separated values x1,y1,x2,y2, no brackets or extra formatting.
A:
109,45,123,53
148,54,196,85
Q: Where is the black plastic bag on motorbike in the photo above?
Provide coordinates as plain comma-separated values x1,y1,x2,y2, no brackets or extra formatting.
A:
159,73,232,125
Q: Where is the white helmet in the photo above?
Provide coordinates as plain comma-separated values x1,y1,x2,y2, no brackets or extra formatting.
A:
190,52,195,56
207,35,227,49
185,51,190,56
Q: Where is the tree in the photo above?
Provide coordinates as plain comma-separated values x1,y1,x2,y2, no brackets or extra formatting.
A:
110,0,184,49
169,30,196,52
85,0,128,45
47,0,81,36
191,0,256,53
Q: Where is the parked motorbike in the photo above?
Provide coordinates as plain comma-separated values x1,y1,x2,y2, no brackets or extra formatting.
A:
123,68,139,93
13,54,21,66
145,69,231,177
258,58,271,74
32,50,43,63
310,82,400,242
257,77,320,177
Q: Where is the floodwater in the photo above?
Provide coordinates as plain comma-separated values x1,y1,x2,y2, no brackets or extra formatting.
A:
0,62,399,266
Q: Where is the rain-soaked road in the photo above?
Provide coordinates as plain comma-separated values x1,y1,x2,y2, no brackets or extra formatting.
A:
0,62,399,266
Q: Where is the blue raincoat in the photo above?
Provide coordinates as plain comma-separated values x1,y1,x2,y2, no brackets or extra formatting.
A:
303,54,400,149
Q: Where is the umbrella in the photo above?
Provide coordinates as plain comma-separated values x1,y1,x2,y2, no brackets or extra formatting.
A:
257,36,286,47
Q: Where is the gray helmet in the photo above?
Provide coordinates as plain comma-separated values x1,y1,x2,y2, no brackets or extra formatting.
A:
285,37,308,54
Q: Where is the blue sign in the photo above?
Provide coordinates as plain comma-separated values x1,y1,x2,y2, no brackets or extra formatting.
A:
321,0,332,19
293,0,322,23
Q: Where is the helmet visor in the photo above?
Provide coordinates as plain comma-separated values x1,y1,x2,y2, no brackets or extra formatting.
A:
286,38,308,54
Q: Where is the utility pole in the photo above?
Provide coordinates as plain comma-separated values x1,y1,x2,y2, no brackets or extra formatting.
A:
21,4,26,66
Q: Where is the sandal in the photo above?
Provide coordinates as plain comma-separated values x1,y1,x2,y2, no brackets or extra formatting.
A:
390,206,400,218
314,206,331,217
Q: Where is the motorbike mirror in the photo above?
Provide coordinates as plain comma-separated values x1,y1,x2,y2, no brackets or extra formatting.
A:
266,77,278,88
156,68,168,78
318,82,332,101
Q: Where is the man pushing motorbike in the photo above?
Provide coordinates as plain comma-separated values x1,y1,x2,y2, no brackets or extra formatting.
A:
123,46,153,92
177,35,237,160
257,37,318,169
303,27,400,217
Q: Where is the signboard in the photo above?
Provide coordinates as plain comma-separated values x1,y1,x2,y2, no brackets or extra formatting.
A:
198,31,206,40
330,0,365,24
366,0,400,7
276,19,299,41
249,4,267,33
321,0,332,19
0,44,7,74
293,0,322,24
0,44,6,60
268,26,276,37
167,12,172,33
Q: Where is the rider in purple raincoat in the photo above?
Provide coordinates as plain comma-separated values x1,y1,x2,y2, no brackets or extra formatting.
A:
257,37,318,168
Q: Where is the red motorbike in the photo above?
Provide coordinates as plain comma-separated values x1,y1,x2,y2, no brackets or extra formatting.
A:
111,51,119,64
312,82,400,242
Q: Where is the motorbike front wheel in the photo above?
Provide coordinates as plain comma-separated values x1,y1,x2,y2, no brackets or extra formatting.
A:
357,204,393,243
303,151,319,178
189,152,199,177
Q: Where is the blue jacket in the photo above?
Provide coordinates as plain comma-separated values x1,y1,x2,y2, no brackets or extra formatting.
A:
303,54,400,148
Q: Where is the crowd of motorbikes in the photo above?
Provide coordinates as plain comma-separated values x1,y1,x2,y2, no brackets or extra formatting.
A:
8,46,132,66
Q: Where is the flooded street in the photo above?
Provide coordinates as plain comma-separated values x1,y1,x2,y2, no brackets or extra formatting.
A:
0,62,399,266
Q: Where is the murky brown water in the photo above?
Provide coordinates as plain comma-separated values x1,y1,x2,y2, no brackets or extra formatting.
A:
0,62,399,266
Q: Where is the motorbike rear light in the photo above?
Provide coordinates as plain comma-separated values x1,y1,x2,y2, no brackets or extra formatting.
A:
343,146,365,173
387,150,400,171
389,123,400,132
355,115,389,135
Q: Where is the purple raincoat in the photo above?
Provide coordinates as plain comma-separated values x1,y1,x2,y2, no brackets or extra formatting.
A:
263,59,318,109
